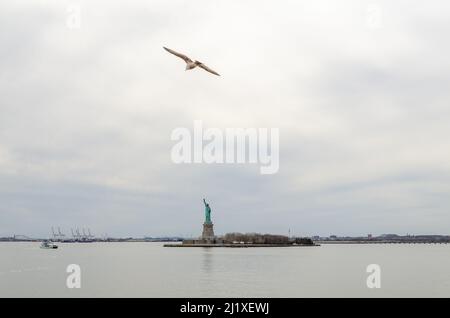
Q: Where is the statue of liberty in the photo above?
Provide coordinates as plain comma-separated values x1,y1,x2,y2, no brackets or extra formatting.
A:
203,198,212,224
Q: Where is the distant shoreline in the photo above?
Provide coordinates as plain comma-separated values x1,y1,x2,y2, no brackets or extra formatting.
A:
317,240,450,244
164,243,320,248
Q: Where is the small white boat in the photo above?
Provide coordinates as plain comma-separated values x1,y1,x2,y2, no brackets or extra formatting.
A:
40,240,58,249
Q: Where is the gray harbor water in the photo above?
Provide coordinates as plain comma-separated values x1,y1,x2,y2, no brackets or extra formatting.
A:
1,242,450,297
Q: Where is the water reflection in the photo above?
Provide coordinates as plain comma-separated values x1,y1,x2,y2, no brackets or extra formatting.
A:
201,248,213,274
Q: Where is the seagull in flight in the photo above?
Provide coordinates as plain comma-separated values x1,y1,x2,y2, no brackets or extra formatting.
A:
163,47,220,76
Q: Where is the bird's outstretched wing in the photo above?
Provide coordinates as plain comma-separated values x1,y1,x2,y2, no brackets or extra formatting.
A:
163,47,192,63
196,61,220,76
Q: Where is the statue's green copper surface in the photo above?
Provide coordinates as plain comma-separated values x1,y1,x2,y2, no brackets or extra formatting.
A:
203,198,212,224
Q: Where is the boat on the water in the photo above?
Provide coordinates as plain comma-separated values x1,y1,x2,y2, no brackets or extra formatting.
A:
40,240,58,249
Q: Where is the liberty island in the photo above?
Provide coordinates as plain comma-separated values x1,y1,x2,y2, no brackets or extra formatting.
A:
164,199,316,247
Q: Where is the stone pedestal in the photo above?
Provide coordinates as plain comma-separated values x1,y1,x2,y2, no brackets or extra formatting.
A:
202,222,215,240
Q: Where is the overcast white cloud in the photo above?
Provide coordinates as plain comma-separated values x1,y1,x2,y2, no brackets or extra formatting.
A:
1,0,450,237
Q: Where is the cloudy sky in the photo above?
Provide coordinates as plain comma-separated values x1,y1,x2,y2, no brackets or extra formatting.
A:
1,0,449,238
